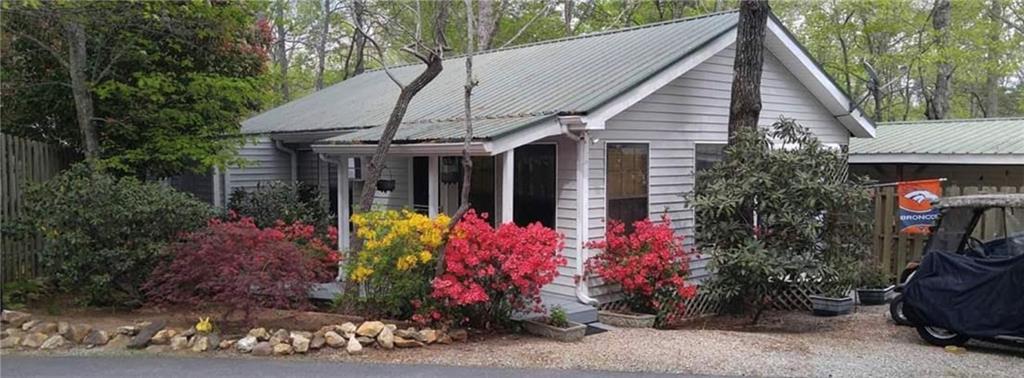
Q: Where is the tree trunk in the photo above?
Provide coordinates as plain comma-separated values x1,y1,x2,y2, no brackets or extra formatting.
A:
273,2,291,101
437,0,478,274
476,0,500,51
352,0,367,76
63,18,99,158
925,0,951,120
984,0,1004,118
315,0,331,91
563,0,573,36
727,0,770,144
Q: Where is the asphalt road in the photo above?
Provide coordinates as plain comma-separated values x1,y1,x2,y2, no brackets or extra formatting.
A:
0,355,696,378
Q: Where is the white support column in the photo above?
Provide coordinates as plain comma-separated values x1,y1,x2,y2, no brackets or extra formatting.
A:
575,132,598,305
428,156,439,218
501,149,515,224
338,156,351,252
212,166,223,208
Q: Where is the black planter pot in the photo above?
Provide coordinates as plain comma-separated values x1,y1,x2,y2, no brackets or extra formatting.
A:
376,179,396,192
857,285,895,305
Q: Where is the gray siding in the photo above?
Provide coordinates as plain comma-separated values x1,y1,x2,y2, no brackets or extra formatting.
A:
372,157,412,210
585,45,852,302
226,136,292,196
541,136,581,298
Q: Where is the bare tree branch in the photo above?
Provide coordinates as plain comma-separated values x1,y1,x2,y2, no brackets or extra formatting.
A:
499,1,555,48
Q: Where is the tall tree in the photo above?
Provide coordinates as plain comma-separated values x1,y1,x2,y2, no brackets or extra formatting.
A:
924,0,952,120
727,0,770,144
272,0,292,102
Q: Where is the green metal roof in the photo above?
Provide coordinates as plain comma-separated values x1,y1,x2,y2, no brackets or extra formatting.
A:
243,11,740,140
849,118,1024,156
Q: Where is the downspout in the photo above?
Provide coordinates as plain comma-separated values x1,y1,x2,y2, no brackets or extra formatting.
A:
561,119,599,306
274,140,298,183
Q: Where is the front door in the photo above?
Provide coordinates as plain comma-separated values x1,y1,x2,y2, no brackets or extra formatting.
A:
514,144,557,228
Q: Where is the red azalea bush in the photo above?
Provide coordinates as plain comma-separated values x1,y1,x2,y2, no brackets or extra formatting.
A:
586,215,697,326
430,210,565,328
272,219,341,279
144,216,336,321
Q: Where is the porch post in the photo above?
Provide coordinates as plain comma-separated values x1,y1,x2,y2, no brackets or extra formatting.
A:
428,156,439,218
338,156,350,252
501,149,515,224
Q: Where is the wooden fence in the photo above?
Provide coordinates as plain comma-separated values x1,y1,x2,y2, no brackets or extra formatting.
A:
870,183,1023,279
1,133,77,283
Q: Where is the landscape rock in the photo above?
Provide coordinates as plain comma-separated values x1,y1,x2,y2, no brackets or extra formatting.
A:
191,335,210,352
235,336,258,353
251,341,273,356
315,325,333,338
324,331,345,348
117,325,140,336
356,336,374,346
291,333,310,353
40,335,71,349
151,329,178,345
1,310,32,327
57,321,70,337
207,333,221,350
338,322,357,334
418,329,439,344
169,335,189,351
1,336,21,348
394,328,419,340
355,321,385,337
82,330,109,346
128,319,167,349
377,326,394,349
106,334,132,349
3,328,24,340
345,335,363,355
248,327,270,341
145,345,168,353
21,319,39,331
20,332,48,348
28,321,58,334
66,324,93,343
309,335,325,350
393,336,424,348
449,328,468,342
180,327,196,338
272,342,294,355
269,329,290,345
437,333,453,345
385,324,397,332
219,339,236,350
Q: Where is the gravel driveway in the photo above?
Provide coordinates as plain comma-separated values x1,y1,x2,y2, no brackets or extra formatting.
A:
330,305,1023,377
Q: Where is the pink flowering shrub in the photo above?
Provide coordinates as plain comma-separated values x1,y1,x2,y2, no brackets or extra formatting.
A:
586,216,697,326
144,216,337,322
430,210,565,328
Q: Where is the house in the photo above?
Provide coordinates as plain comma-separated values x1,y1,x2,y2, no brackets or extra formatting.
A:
205,11,875,318
849,118,1023,187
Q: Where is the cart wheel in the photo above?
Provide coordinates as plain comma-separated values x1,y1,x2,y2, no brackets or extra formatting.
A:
916,326,969,347
889,295,911,326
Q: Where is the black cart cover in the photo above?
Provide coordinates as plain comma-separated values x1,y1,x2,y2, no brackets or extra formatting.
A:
903,251,1024,338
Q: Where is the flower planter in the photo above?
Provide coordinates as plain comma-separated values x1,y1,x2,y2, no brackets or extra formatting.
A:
856,285,895,306
597,310,656,328
809,295,855,316
376,179,396,192
521,319,586,342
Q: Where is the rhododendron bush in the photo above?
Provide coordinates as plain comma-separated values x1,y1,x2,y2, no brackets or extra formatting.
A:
586,216,697,326
431,210,565,328
342,210,450,319
144,216,338,321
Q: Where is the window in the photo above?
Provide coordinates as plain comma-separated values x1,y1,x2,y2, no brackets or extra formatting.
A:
412,157,429,214
606,143,648,230
969,206,1024,258
695,143,726,173
514,144,556,228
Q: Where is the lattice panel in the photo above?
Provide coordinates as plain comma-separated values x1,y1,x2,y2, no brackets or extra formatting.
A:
598,286,722,324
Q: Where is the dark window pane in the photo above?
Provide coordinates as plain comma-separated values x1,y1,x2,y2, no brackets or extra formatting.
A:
514,144,556,228
412,157,429,214
468,156,495,223
695,143,726,173
606,143,648,231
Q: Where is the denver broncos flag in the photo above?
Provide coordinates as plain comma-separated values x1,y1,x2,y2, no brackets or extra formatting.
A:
897,179,943,234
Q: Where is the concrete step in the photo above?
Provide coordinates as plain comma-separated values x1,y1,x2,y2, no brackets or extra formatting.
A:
584,321,615,335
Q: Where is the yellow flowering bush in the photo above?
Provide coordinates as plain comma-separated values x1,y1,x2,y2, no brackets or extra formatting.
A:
343,209,450,318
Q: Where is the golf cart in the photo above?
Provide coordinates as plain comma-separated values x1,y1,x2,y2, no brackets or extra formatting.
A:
899,194,1024,347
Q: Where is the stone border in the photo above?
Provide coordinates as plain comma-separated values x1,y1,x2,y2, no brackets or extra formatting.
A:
521,319,585,342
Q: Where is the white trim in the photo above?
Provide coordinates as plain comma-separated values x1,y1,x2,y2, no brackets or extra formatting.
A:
575,131,598,306
501,150,515,224
849,154,1024,165
602,141,653,229
765,19,876,138
582,30,738,130
488,118,564,155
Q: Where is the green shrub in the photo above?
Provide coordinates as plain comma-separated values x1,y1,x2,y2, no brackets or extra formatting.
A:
690,118,872,322
18,162,213,306
228,181,333,231
1,279,49,309
548,306,569,328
